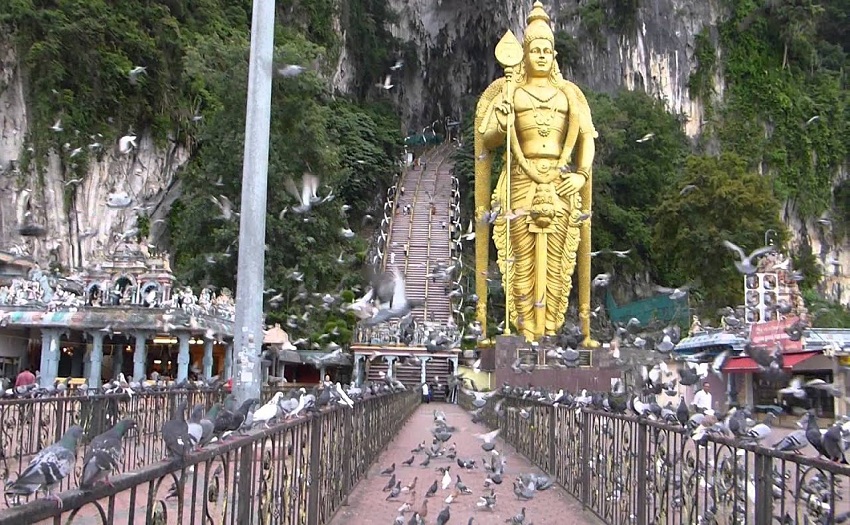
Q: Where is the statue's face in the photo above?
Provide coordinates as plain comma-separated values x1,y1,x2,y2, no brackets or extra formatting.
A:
526,38,555,77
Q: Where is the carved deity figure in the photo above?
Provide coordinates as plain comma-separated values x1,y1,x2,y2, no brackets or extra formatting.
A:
474,2,598,343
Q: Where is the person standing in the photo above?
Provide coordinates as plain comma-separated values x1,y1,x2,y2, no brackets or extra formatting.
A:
421,382,430,404
692,382,713,413
15,367,36,388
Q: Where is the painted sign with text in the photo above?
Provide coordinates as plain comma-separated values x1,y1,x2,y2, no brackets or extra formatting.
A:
749,316,803,353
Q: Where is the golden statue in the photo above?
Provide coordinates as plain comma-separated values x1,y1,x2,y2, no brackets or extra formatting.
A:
474,1,598,345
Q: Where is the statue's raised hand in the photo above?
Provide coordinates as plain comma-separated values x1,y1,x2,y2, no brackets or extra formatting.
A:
494,96,513,129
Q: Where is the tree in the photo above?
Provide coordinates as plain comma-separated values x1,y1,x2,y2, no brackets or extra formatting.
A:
652,153,787,312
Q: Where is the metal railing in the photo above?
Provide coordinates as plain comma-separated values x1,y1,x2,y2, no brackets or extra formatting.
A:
0,388,226,492
460,392,850,525
0,389,419,524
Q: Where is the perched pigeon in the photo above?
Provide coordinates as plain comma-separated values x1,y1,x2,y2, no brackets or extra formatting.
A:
5,425,84,506
80,419,136,489
162,401,193,460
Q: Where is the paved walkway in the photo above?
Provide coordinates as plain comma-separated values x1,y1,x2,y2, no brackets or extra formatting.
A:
328,403,601,525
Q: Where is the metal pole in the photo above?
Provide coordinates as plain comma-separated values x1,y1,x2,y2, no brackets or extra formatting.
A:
232,0,275,405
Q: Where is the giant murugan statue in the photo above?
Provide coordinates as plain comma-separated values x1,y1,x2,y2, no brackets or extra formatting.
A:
474,1,598,345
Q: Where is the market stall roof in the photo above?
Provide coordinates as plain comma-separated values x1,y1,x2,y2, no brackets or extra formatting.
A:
674,331,748,354
722,351,820,373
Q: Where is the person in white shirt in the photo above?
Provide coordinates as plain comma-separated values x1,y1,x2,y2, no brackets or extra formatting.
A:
692,382,713,413
421,383,430,404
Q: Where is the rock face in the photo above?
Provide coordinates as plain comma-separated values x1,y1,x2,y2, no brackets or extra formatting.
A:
0,38,189,271
0,1,846,305
386,0,724,137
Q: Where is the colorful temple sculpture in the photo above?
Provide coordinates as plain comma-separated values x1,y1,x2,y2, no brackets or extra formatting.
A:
0,241,235,387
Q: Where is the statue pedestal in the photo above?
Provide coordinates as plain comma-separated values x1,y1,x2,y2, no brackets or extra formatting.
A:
494,334,527,370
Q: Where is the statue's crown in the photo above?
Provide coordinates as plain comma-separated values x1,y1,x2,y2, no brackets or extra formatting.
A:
524,1,554,47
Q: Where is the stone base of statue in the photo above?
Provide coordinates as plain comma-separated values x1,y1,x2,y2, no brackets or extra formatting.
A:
493,334,527,370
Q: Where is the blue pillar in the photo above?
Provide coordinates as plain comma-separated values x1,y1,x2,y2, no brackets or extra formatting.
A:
384,356,397,379
223,342,233,379
86,331,106,388
112,342,124,379
132,332,149,382
39,329,62,387
176,333,191,382
203,338,214,379
353,355,363,386
420,356,431,383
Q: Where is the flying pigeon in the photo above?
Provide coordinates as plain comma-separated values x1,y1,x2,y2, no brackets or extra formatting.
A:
80,419,136,489
721,240,775,275
5,425,84,507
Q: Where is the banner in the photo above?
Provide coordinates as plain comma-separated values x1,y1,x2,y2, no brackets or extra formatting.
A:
749,316,803,352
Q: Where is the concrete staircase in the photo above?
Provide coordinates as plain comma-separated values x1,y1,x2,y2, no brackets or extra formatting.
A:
385,146,454,325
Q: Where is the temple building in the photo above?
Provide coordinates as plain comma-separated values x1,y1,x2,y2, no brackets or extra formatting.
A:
0,242,235,387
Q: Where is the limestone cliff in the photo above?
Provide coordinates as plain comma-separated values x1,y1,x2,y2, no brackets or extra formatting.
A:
0,38,188,271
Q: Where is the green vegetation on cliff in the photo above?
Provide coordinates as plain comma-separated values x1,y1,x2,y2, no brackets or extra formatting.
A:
0,0,402,344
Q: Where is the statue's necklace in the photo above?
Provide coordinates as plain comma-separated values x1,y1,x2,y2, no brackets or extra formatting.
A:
526,89,559,137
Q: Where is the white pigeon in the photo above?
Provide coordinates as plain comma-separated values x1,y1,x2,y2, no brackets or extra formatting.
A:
335,382,354,408
118,135,137,154
284,172,321,213
253,392,284,427
106,191,132,208
377,75,393,90
441,469,452,490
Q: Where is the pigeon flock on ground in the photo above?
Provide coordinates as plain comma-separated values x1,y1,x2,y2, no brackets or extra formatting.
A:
382,393,554,525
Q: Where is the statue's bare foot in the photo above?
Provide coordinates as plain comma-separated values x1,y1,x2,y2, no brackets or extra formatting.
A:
581,337,600,349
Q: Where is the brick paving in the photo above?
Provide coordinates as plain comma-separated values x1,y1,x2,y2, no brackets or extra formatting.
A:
328,402,602,525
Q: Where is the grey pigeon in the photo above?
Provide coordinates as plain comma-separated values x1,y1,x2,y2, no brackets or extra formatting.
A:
721,240,774,275
436,505,450,525
81,419,136,489
5,425,84,505
162,401,193,459
772,429,808,452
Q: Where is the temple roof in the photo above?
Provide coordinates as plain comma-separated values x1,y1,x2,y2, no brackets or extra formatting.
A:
0,305,234,338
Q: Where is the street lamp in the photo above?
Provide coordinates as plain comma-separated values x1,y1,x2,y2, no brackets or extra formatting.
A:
232,0,275,405
764,229,779,248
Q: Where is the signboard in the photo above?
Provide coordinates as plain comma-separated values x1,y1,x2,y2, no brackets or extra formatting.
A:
749,317,803,352
578,350,592,367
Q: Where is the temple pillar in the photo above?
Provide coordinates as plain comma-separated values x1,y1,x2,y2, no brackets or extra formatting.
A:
112,343,124,379
202,339,214,379
38,329,63,387
132,332,149,382
353,355,364,386
176,333,191,382
86,331,106,388
319,365,327,382
419,356,431,383
384,356,397,379
223,341,233,379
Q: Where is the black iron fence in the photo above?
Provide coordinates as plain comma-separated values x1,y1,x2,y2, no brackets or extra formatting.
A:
0,389,419,524
0,388,227,490
461,392,850,525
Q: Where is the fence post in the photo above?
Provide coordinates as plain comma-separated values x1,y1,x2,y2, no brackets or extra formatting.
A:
635,418,648,525
753,451,773,525
236,441,254,523
580,411,590,509
548,406,556,474
307,414,323,525
341,411,353,505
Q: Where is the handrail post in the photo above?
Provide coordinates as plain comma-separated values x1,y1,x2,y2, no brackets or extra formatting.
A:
580,411,590,509
548,405,556,474
307,414,323,525
236,440,254,523
341,411,353,505
635,418,648,525
753,451,773,525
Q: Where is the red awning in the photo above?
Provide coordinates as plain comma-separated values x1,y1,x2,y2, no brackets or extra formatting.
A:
722,351,820,373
